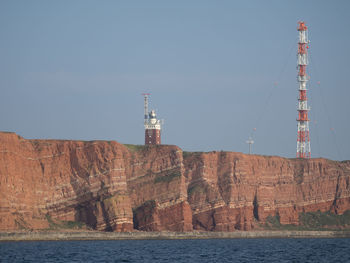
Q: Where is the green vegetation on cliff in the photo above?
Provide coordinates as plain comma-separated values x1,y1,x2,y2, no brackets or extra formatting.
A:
300,210,350,228
264,210,350,231
45,214,87,230
154,171,181,183
124,144,147,152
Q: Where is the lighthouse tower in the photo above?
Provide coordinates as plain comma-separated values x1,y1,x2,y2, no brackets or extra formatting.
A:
296,21,311,158
143,94,162,145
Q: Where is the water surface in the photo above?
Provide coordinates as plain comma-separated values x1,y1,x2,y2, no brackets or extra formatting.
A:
1,238,350,262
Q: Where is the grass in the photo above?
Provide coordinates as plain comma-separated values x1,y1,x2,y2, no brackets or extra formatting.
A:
45,214,86,230
154,171,181,183
124,144,147,152
300,210,350,228
263,210,350,231
265,214,281,228
187,184,206,196
182,151,202,159
60,221,85,229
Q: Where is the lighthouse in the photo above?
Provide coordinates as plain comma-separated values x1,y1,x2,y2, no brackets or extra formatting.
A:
143,94,162,145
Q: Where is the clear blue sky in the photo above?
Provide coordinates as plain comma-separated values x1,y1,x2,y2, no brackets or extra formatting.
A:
1,0,349,160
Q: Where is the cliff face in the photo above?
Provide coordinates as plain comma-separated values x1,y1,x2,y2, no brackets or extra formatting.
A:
1,132,349,231
184,152,350,230
0,132,134,231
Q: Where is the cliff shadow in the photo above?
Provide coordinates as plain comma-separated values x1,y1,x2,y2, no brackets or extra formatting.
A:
74,202,98,229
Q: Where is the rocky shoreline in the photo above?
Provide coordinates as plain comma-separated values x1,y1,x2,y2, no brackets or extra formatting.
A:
1,231,350,241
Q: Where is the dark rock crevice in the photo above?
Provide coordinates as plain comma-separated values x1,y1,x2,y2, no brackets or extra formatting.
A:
253,192,259,221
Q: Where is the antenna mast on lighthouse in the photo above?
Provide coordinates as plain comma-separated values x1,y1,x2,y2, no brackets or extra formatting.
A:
296,21,311,158
142,93,150,124
142,93,162,145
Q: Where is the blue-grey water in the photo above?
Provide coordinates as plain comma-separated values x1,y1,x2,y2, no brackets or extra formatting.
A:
1,238,350,262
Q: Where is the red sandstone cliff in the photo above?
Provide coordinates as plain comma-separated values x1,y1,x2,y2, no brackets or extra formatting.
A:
0,132,135,231
184,152,350,230
0,132,349,231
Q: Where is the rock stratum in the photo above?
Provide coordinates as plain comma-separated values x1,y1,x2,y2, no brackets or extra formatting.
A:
1,132,350,232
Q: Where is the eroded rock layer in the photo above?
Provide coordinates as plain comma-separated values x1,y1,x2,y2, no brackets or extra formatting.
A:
184,151,350,230
0,132,349,231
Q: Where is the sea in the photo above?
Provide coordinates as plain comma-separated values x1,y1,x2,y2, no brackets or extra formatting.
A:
1,238,350,262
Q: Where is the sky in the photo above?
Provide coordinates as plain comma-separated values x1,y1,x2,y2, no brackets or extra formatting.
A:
0,0,349,160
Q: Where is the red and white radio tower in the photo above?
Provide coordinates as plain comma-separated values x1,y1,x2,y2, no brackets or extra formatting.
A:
296,21,311,158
